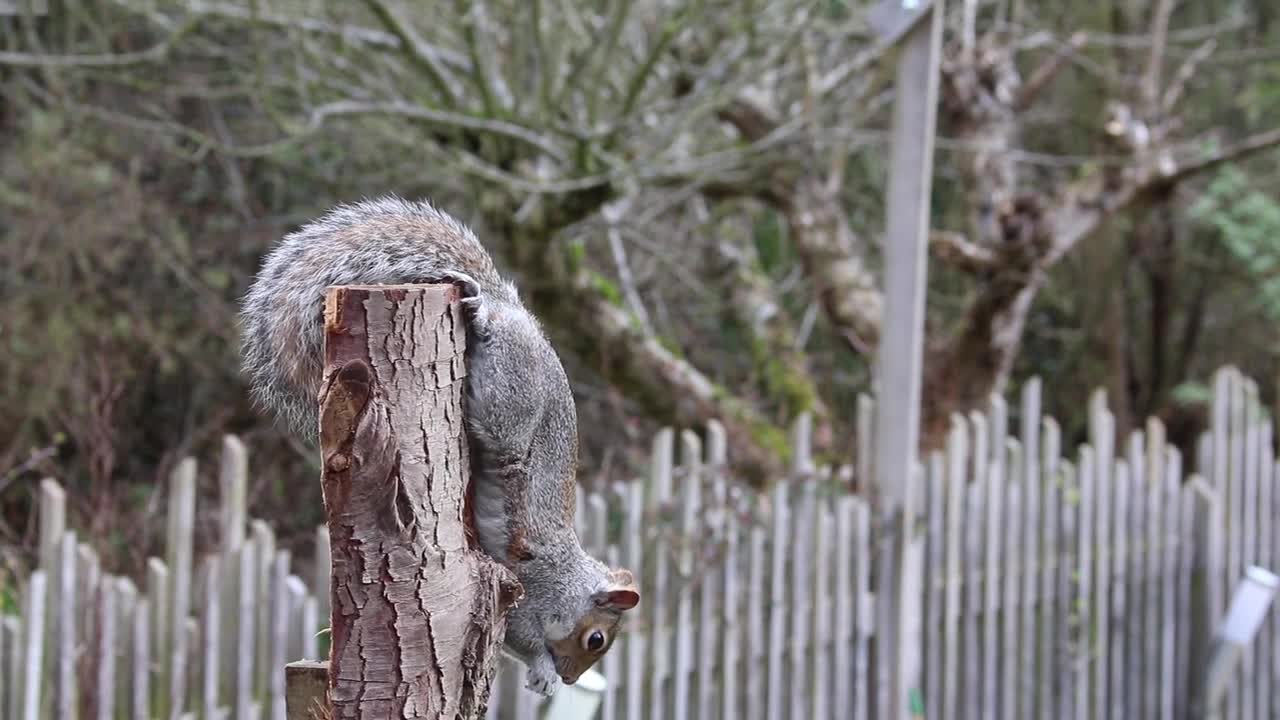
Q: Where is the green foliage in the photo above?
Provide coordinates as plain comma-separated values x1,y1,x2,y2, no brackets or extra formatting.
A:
751,210,789,273
1190,166,1280,322
1171,381,1213,406
587,270,624,306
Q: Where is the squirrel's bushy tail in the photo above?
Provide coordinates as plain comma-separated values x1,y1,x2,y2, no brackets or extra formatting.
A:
238,196,513,440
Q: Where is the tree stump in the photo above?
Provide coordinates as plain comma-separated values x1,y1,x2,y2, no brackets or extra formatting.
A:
317,284,521,719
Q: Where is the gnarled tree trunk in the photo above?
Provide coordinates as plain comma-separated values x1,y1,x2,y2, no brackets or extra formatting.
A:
318,284,520,719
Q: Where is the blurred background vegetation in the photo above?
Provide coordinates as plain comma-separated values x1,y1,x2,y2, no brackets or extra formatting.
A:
1,0,1278,577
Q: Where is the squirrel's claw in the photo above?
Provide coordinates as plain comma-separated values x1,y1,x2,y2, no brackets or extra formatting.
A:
437,271,491,339
525,654,559,697
438,270,481,298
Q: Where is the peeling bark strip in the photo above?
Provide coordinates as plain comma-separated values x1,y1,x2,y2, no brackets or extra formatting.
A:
319,284,521,719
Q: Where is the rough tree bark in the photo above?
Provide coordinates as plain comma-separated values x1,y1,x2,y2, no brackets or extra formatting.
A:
318,284,521,719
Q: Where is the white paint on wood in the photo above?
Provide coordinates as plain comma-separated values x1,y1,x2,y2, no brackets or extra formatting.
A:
202,557,221,720
237,546,257,720
1108,460,1130,720
647,428,674,720
851,500,871,720
5,616,20,720
745,527,766,720
765,482,789,720
940,418,966,720
133,598,151,720
21,572,46,720
788,481,815,720
166,459,197,718
270,552,291,720
55,532,76,720
1074,448,1096,720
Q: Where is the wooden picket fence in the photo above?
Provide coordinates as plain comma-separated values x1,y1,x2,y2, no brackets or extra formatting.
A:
2,365,1278,719
1,435,330,720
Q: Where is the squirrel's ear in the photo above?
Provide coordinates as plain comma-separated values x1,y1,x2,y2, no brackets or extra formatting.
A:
595,588,640,611
595,568,640,611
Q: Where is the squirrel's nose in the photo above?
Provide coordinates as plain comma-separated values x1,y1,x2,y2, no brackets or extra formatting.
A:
560,674,575,684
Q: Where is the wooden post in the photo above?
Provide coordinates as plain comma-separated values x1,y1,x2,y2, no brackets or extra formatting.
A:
315,284,520,719
285,662,329,720
868,0,944,717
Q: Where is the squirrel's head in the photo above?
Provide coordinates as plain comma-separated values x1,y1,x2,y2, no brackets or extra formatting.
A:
544,567,639,685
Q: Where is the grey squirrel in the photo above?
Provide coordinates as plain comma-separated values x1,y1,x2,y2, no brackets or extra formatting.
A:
238,196,640,696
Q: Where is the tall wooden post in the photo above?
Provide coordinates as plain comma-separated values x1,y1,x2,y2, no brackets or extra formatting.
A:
870,0,944,717
292,283,521,719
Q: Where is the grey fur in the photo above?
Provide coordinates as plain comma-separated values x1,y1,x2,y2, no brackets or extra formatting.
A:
239,196,630,695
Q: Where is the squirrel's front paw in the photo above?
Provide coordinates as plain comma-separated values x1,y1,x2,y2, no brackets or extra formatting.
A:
525,655,559,697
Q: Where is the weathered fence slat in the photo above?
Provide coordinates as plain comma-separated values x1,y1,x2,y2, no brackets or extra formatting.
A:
236,544,257,720
95,576,117,720
788,479,814,720
1054,459,1076,720
700,422,726,720
132,598,151,720
249,519,276,706
116,578,138,720
811,485,833,720
1107,460,1130,720
981,439,1003,718
851,499,871,720
5,616,20,720
1018,378,1041,720
719,510,740,720
200,556,221,720
269,551,291,720
832,497,854,720
1089,392,1114,718
1161,449,1183,720
1270,460,1280,718
922,451,944,720
1074,447,1096,720
644,428,674,720
55,531,76,720
1257,430,1274,720
1000,440,1020,720
1124,433,1145,720
941,417,966,720
765,481,789,720
1142,423,1164,720
21,572,46,720
961,469,983,720
745,527,767,720
38,478,65,720
671,430,701,720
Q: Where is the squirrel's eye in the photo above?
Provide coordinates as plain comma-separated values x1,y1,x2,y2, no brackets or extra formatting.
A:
585,630,605,652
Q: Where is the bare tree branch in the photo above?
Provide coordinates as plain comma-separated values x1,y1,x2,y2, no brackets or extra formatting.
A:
0,14,198,67
1015,32,1087,110
362,0,462,103
606,225,654,335
929,230,999,272
781,178,883,355
1161,39,1217,115
1141,0,1176,109
1163,127,1280,184
710,233,830,422
175,0,470,70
